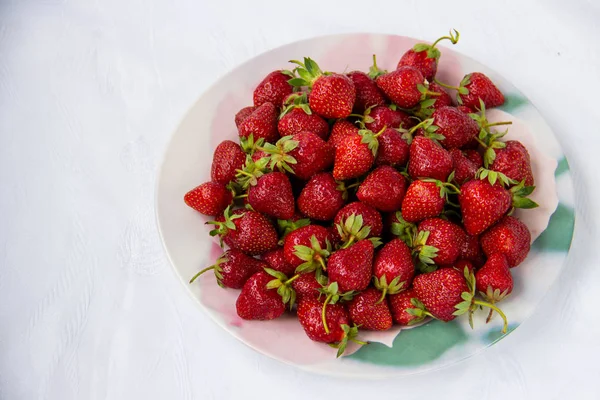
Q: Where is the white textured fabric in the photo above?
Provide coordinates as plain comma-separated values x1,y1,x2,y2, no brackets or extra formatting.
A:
1,0,599,399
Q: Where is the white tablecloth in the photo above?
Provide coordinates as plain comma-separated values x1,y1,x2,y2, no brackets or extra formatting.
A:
1,0,599,398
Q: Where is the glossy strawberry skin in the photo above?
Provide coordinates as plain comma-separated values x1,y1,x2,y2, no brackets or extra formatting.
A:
327,240,375,293
357,166,408,212
365,106,413,133
297,297,349,343
450,148,479,185
453,259,475,275
253,71,293,107
333,134,375,181
376,66,425,109
283,225,330,267
211,140,247,185
418,218,465,266
388,288,419,325
278,108,330,140
428,82,453,109
432,106,479,149
218,209,279,256
459,180,512,235
238,102,279,143
481,216,531,267
475,253,513,298
347,287,393,331
375,127,410,167
408,136,453,181
309,74,356,119
184,182,232,216
334,202,383,238
491,140,534,186
464,149,484,167
292,272,324,301
373,238,415,289
261,247,296,276
218,249,268,289
236,271,286,320
458,72,505,110
298,172,346,221
397,49,437,81
235,106,256,128
459,234,485,267
348,71,387,113
289,132,334,180
247,172,295,220
328,120,359,150
413,268,468,322
401,180,445,222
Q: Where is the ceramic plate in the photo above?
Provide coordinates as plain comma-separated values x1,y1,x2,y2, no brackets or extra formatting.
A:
155,34,575,378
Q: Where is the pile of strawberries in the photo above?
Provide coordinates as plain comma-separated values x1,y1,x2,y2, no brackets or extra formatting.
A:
185,30,538,357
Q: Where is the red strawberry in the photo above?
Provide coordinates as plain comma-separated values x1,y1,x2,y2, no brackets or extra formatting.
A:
401,180,445,223
453,259,475,275
334,202,383,239
251,148,270,163
464,149,484,167
413,267,468,322
264,132,334,180
373,238,415,300
236,269,295,320
375,127,410,167
347,70,387,113
456,105,473,114
396,30,460,81
282,224,330,270
357,166,408,212
408,136,453,181
431,106,479,149
450,148,479,184
481,215,531,267
328,119,359,150
184,182,232,216
456,72,505,110
211,140,247,185
189,249,267,289
415,218,465,267
210,207,278,255
427,82,453,108
376,66,427,109
253,71,293,107
292,271,326,301
363,105,413,133
459,233,485,267
278,108,329,140
490,140,534,186
333,129,380,180
298,172,346,221
475,253,513,306
346,287,393,330
235,106,256,128
261,247,296,276
327,240,376,293
289,58,355,119
246,172,295,220
238,102,279,143
388,288,419,325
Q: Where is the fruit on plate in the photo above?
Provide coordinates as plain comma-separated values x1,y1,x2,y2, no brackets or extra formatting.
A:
184,29,542,357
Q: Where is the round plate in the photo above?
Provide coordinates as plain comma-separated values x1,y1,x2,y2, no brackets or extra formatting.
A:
155,34,575,378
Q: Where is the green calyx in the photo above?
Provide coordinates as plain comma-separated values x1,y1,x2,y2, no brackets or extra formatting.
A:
422,173,461,199
510,179,539,209
319,281,357,334
373,275,405,304
406,297,434,325
277,218,311,246
279,92,312,119
336,213,372,249
368,54,387,79
239,134,265,156
480,286,512,323
264,267,299,310
189,254,228,288
413,98,438,119
469,100,513,168
358,126,386,157
476,168,514,187
417,82,442,101
235,155,271,189
455,74,472,105
205,206,243,247
261,135,299,175
329,324,367,358
287,57,324,88
294,235,332,274
412,230,439,273
412,29,460,60
390,212,417,246
400,118,445,145
335,179,360,201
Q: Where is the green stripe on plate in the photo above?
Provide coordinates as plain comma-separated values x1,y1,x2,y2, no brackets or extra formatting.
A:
498,94,529,114
532,203,575,252
555,157,570,177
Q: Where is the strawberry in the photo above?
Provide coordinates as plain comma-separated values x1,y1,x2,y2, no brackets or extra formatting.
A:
401,179,447,223
189,249,267,289
431,106,479,149
334,202,383,239
245,172,295,220
346,287,393,330
427,82,453,108
373,238,415,300
459,177,538,235
289,58,356,118
357,166,408,212
453,259,475,274
376,66,428,109
278,95,330,139
283,224,331,270
275,214,311,245
396,29,460,81
263,132,334,180
490,140,534,186
209,207,278,255
298,172,346,221
464,149,483,167
327,240,377,293
234,106,256,128
236,269,296,320
297,297,364,357
238,102,279,143
347,70,387,113
328,119,359,150
450,148,479,184
333,128,382,180
184,182,232,216
414,218,465,268
456,72,505,110
475,253,513,322
459,233,485,267
408,136,453,181
292,271,327,301
388,288,419,325
362,105,413,133
261,247,297,276
481,215,531,267
375,127,410,167
456,105,473,114
253,70,294,107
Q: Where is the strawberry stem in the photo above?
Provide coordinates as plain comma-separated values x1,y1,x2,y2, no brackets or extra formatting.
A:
430,29,460,48
341,236,355,249
322,294,333,334
473,136,489,149
484,121,512,128
433,79,460,91
285,274,300,285
189,266,215,283
473,299,508,333
350,338,368,345
375,288,387,305
486,308,494,323
233,194,248,199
